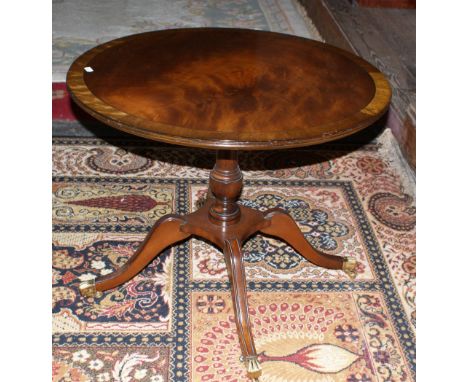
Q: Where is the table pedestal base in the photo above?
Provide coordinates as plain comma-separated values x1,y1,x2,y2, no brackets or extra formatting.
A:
79,150,357,381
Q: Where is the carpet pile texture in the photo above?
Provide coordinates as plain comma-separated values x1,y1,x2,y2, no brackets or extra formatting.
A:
52,134,415,381
53,0,320,82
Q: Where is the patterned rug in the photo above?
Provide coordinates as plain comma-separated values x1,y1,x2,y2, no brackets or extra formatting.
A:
53,0,320,82
52,133,415,382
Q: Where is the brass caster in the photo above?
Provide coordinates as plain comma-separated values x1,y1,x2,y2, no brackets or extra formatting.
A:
343,257,357,279
79,279,103,298
240,355,262,380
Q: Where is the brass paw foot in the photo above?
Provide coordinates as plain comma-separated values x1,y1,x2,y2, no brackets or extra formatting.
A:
342,257,357,279
241,355,262,380
79,279,103,298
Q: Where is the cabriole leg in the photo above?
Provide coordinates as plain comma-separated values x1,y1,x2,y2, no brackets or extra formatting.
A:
223,239,262,381
260,209,357,279
79,215,190,297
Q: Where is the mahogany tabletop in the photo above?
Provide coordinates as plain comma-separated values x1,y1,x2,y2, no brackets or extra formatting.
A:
67,28,391,150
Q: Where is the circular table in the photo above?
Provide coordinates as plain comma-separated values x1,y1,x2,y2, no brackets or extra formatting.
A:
67,28,391,381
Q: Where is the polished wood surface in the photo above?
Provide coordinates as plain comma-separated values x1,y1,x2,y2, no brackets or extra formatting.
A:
96,215,189,291
81,152,357,380
71,29,383,380
89,198,351,294
223,239,258,362
209,151,243,224
261,209,344,269
67,28,391,150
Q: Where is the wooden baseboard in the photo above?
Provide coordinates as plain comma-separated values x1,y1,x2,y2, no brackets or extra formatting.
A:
352,0,416,9
402,107,416,171
300,0,354,53
298,0,415,171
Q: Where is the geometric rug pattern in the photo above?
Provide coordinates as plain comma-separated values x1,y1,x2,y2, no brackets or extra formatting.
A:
52,137,415,381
